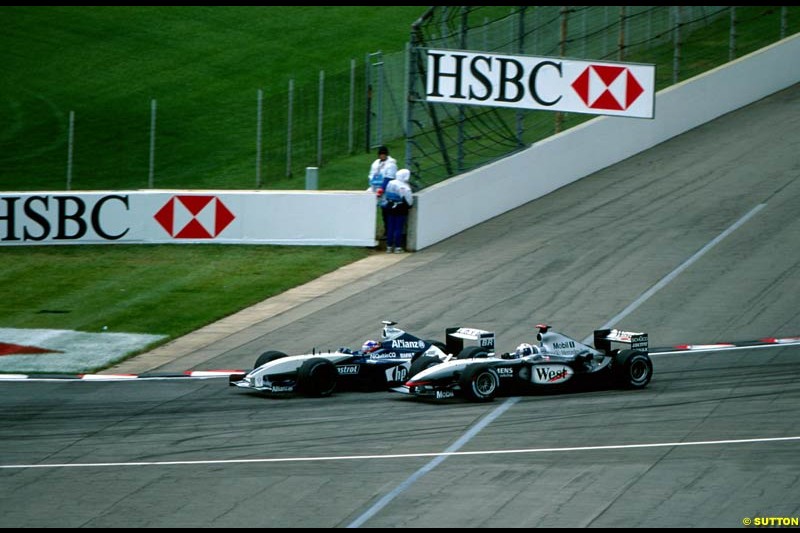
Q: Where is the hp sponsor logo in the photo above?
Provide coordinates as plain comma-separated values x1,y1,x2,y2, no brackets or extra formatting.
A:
385,365,409,383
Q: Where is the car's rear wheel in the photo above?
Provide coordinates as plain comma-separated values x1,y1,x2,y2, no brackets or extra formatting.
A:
459,364,499,402
296,357,338,397
457,345,489,359
614,350,653,389
255,350,288,369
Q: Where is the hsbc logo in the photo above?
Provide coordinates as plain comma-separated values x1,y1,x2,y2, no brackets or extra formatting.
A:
154,195,235,239
426,49,654,119
571,65,644,111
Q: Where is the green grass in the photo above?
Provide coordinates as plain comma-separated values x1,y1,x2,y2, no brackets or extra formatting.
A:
0,6,425,191
0,245,371,337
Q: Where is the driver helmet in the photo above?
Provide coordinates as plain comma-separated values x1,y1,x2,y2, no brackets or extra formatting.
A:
361,340,380,353
515,343,534,357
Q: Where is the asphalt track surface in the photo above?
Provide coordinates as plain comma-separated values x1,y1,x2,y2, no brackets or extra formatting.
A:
2,84,800,528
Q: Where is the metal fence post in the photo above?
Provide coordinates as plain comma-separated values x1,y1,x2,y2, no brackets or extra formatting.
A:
556,7,568,133
317,70,324,168
256,89,263,188
148,99,157,188
286,79,294,178
365,52,372,153
66,111,74,191
781,6,788,39
349,58,355,155
457,6,468,171
618,6,626,61
729,7,737,62
516,6,526,147
673,6,682,84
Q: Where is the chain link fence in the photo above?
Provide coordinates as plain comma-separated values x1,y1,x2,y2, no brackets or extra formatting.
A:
1,6,797,192
406,6,799,187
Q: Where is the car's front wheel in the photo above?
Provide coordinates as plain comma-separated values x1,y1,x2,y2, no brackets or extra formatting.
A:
255,350,288,369
296,358,338,397
459,364,499,402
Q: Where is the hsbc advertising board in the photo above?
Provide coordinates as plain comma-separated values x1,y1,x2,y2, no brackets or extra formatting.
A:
426,49,655,119
0,190,376,246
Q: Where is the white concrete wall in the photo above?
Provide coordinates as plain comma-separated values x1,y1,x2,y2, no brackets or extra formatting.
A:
0,190,376,246
409,33,800,251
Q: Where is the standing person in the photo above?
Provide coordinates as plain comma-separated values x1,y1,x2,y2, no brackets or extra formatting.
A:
383,168,413,253
366,145,397,239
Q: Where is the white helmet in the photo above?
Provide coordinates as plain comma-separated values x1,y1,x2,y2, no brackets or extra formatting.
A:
396,168,410,183
515,343,534,357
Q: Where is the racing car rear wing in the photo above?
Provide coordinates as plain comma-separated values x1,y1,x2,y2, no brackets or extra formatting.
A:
593,328,649,353
445,327,495,355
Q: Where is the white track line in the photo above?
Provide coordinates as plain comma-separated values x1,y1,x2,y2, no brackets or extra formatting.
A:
3,434,796,470
583,203,766,344
348,396,520,528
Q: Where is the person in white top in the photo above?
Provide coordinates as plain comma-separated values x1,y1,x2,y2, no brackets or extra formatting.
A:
367,145,397,239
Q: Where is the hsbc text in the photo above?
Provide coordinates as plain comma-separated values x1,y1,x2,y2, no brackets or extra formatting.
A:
0,195,130,242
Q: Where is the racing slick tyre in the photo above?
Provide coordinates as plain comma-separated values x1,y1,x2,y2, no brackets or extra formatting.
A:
456,346,490,359
614,350,653,389
255,350,288,369
408,354,441,378
459,364,499,402
296,357,338,397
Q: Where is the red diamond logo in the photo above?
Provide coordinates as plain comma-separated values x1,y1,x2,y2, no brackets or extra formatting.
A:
571,65,645,111
154,195,235,238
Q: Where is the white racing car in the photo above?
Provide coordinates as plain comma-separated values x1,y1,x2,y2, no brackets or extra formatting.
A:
229,321,495,397
393,324,653,401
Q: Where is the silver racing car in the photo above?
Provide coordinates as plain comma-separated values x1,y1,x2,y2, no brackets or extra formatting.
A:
393,324,653,401
229,321,495,397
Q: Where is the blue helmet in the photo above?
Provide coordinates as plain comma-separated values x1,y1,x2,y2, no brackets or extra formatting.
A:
361,340,380,353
